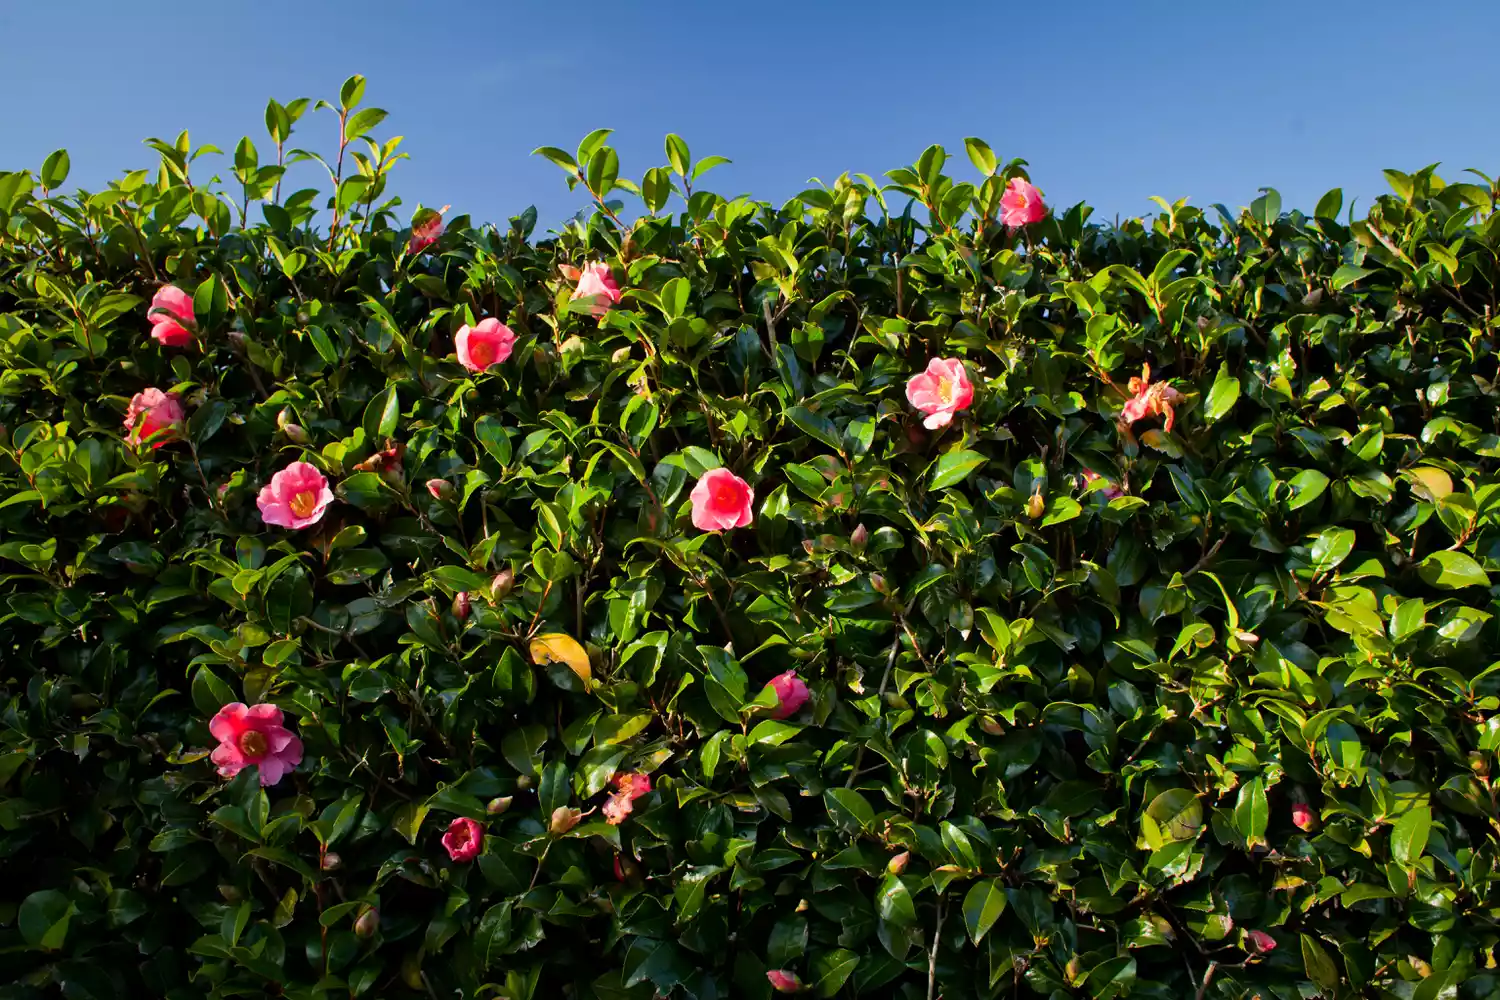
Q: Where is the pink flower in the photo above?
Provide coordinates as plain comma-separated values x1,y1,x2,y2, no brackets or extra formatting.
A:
1081,469,1124,501
256,461,334,530
148,285,196,346
409,204,448,254
570,262,622,317
455,318,516,372
1291,801,1318,832
689,467,754,532
767,670,809,719
123,388,185,449
999,177,1047,227
602,772,652,825
905,357,974,429
1118,363,1184,435
208,702,304,787
1245,929,1277,954
426,478,454,500
441,817,484,862
766,970,802,993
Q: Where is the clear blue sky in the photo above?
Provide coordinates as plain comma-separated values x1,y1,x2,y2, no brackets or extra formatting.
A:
5,1,1496,230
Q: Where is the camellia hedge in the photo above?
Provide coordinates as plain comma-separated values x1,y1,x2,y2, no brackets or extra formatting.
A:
3,75,1500,1000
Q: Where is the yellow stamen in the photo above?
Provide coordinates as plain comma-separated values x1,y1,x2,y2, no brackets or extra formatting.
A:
238,730,268,758
289,491,318,519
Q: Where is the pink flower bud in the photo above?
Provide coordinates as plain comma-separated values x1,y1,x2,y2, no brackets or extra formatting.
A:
870,573,888,594
320,852,342,871
979,717,1005,736
486,796,512,815
490,568,514,600
766,970,802,993
887,851,909,874
452,592,471,621
1025,492,1045,519
851,523,869,551
282,422,308,445
1245,929,1276,954
354,907,380,939
549,806,582,836
426,478,453,500
1291,801,1319,832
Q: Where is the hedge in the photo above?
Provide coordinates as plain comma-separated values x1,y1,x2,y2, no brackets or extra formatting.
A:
3,74,1500,999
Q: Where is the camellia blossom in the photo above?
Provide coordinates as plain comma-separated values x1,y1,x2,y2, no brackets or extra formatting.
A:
148,285,196,346
1245,929,1277,954
602,772,651,825
455,318,516,372
766,970,802,993
689,467,754,532
905,357,974,429
1118,363,1183,434
408,204,449,254
209,702,304,787
1081,469,1124,501
767,670,810,719
1291,801,1318,832
256,461,335,530
999,177,1047,228
570,262,622,317
442,816,484,862
123,388,185,449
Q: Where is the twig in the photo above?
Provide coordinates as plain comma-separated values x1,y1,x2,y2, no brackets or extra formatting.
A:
1182,535,1226,579
927,894,947,1000
1193,960,1218,1000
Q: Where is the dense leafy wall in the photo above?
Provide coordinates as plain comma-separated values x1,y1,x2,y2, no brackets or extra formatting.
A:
3,76,1500,999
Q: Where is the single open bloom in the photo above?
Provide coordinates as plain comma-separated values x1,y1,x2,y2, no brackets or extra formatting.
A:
690,467,754,531
209,702,303,787
602,772,652,825
442,816,484,862
1000,177,1047,227
123,388,185,449
905,358,974,429
1118,363,1184,434
455,318,516,372
257,461,334,530
570,262,622,317
148,285,196,346
766,970,802,993
767,670,810,719
408,204,449,254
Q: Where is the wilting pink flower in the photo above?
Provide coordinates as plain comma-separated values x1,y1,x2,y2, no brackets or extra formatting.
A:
442,817,484,862
1000,177,1047,227
409,204,449,254
905,358,974,429
1081,469,1124,501
1291,801,1318,832
209,702,304,787
455,318,516,372
353,439,404,485
1118,363,1183,435
256,461,334,530
571,262,622,317
602,772,652,825
690,467,754,531
123,388,185,449
767,671,810,719
766,970,802,993
148,285,196,346
1245,929,1277,954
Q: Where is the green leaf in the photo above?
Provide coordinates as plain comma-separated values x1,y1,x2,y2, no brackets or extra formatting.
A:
19,889,73,950
1308,527,1355,575
40,149,70,191
963,137,997,176
1232,777,1268,848
1332,263,1375,289
962,879,1007,944
1300,934,1342,993
931,449,988,490
1419,550,1489,590
1204,366,1240,422
875,874,915,927
1391,805,1431,867
823,788,874,832
785,405,844,453
811,948,859,998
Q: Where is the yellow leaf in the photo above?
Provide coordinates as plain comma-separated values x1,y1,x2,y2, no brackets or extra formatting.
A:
1404,466,1452,501
529,633,592,688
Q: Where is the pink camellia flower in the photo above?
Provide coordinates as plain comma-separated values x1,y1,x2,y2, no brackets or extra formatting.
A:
767,670,810,720
905,357,974,430
148,285,196,346
408,204,449,254
256,461,334,530
442,817,484,863
1081,469,1125,501
123,388,185,449
1245,930,1277,954
570,262,622,317
455,318,516,372
1118,363,1183,435
689,467,754,532
999,177,1047,228
209,702,304,787
766,970,802,993
1291,801,1319,832
602,772,652,825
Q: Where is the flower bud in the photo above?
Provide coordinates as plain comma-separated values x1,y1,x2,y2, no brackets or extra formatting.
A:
851,523,869,552
276,407,295,431
486,796,513,815
452,592,471,621
426,478,453,501
1245,929,1276,954
1290,801,1319,833
515,774,533,791
766,970,802,993
549,806,582,836
887,851,909,875
1469,752,1490,777
321,851,342,871
1026,491,1046,520
870,573,888,595
490,568,515,601
282,422,308,445
979,717,1005,736
354,907,380,939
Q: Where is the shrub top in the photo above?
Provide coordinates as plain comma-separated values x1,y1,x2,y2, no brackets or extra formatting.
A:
3,76,1500,999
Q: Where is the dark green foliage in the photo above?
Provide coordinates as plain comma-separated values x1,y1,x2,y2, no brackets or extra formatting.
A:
3,78,1500,999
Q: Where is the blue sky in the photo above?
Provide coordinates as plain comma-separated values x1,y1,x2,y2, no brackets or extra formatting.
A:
4,1,1496,230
